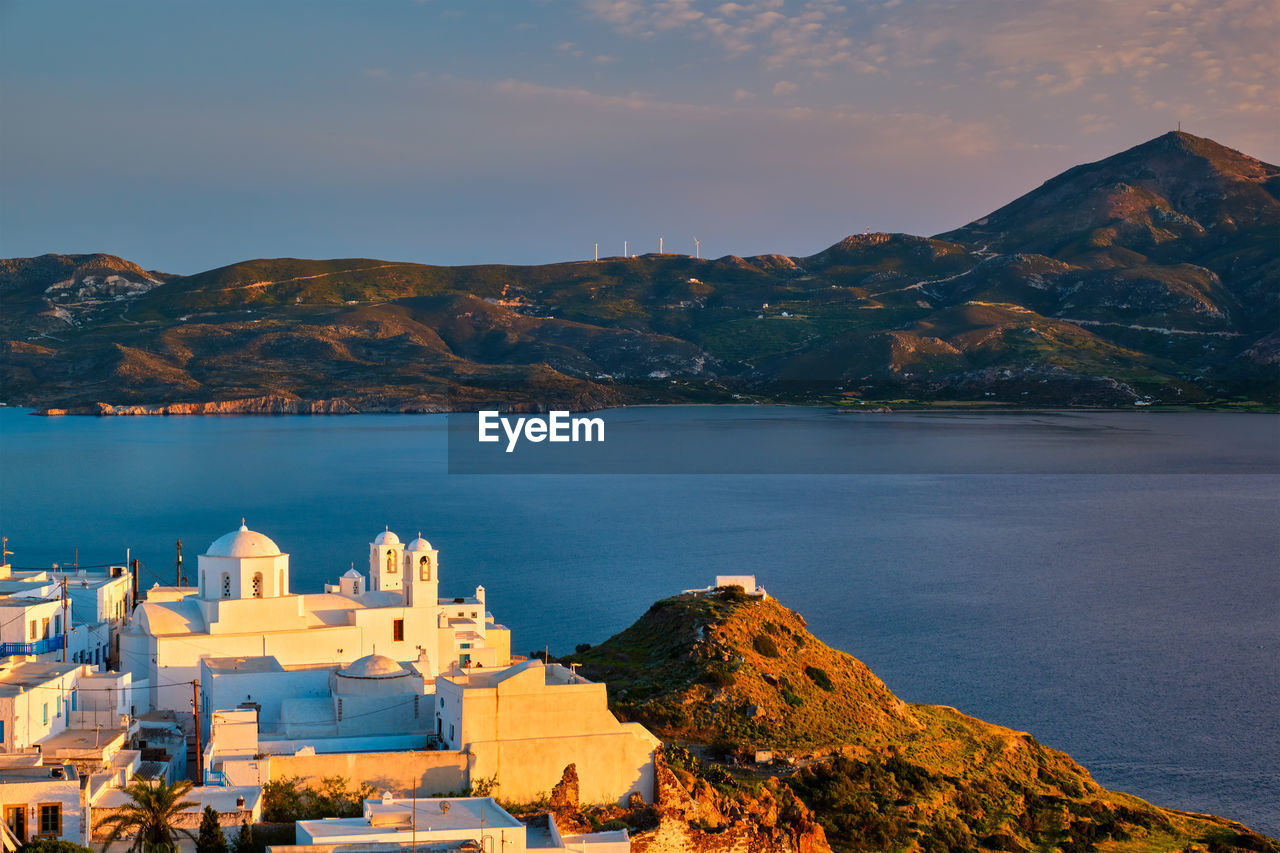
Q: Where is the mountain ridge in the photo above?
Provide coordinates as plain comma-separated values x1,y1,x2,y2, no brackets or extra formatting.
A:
2,132,1276,412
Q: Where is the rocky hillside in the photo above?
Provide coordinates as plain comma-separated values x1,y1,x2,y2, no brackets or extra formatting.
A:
567,588,1277,852
2,133,1276,412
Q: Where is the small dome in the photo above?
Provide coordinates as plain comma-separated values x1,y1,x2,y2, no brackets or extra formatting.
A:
373,528,401,546
342,568,363,579
206,523,282,558
339,654,407,679
406,534,433,552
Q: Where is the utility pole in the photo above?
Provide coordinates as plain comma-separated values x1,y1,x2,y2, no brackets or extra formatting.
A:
192,680,203,783
175,540,183,587
61,579,69,662
130,558,140,610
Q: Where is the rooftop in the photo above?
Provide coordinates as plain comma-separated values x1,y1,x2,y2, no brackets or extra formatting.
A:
38,728,128,756
0,765,78,784
203,655,286,674
300,798,520,838
0,661,79,696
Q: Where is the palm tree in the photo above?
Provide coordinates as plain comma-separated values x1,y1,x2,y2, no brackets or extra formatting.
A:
96,776,198,853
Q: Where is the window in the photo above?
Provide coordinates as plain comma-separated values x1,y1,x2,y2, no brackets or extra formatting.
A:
336,698,343,721
0,720,5,743
221,574,231,599
413,695,420,718
386,550,397,573
42,704,48,725
449,724,455,742
41,618,50,639
70,691,76,712
393,619,404,642
54,615,62,635
470,612,478,619
251,573,263,598
419,556,431,580
56,696,62,718
29,620,36,640
38,804,60,837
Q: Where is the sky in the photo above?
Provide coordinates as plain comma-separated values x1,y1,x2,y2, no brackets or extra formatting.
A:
2,0,1276,274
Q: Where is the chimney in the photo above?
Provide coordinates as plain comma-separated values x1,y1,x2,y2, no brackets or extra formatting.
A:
236,796,245,810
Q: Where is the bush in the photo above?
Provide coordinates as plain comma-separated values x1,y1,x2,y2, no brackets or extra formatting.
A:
804,666,834,691
752,634,780,658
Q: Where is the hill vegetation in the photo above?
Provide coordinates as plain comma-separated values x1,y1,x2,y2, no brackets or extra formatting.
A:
2,132,1276,412
566,588,1277,852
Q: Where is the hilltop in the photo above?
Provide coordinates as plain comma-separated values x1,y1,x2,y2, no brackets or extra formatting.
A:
2,132,1276,412
564,588,1277,852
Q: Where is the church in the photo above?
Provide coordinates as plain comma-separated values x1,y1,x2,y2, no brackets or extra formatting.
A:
119,523,511,717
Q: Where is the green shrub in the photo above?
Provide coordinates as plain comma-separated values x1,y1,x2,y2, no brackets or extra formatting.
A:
804,665,834,691
752,634,780,658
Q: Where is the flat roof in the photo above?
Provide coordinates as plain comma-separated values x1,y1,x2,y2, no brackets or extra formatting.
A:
95,786,261,813
301,798,520,837
38,728,128,754
202,656,285,674
0,661,79,696
0,765,78,784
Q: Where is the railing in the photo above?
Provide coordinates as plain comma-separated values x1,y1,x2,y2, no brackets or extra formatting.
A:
0,636,64,656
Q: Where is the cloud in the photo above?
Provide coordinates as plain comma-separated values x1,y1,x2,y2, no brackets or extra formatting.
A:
772,80,797,95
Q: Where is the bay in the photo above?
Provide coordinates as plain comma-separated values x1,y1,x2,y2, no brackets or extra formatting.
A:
0,407,1276,832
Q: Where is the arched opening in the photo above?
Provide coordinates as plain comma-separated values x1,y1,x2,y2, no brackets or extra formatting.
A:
386,549,397,574
252,572,263,598
419,556,431,580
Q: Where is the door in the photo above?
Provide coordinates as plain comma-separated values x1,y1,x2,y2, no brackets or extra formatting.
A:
4,805,25,843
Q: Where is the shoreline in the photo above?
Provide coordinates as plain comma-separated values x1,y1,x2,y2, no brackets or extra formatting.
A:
9,398,1277,417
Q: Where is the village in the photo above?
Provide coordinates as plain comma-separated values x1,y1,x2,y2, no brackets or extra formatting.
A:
0,524,756,853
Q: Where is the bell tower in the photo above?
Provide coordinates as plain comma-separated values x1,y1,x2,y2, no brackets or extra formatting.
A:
404,534,439,608
369,528,404,592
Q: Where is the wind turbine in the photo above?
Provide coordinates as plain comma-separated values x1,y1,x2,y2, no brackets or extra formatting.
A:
659,236,663,254
694,237,700,259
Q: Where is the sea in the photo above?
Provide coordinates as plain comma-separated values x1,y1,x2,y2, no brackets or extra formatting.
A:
0,406,1276,833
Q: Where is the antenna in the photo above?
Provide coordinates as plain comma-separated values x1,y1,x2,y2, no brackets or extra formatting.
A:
694,237,700,259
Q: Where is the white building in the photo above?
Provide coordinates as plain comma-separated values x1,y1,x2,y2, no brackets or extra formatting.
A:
288,794,628,853
0,560,133,669
296,796,525,851
436,660,658,806
0,764,82,848
0,660,134,776
120,524,511,717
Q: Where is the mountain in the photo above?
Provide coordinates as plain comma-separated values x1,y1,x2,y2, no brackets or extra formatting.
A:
564,587,1276,852
2,132,1276,413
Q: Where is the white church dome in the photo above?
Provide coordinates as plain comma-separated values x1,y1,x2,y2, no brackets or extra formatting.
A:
206,523,282,558
406,534,433,551
373,529,401,546
339,654,407,679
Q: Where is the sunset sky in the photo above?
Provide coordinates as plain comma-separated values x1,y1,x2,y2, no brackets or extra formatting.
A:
3,0,1275,273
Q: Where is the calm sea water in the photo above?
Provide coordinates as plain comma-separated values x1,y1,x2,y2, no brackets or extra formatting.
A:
0,408,1276,832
